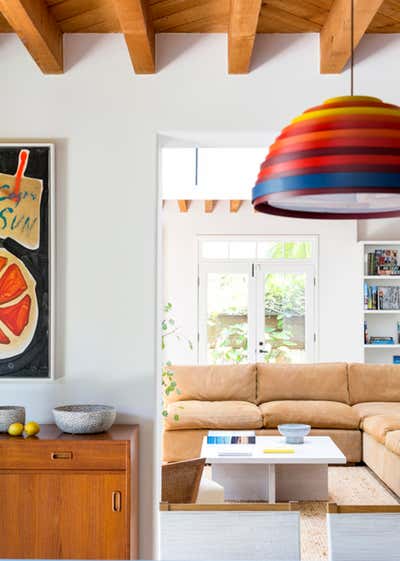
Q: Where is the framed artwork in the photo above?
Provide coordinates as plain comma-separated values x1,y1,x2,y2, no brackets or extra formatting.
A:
0,144,54,379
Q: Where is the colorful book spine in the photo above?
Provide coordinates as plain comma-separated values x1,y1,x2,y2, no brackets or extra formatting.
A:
364,321,369,344
372,286,378,310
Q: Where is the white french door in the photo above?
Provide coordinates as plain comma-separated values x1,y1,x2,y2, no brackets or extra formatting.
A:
255,263,315,364
199,262,255,365
199,261,316,364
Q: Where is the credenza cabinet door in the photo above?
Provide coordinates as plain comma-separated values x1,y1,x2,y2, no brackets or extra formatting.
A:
0,472,128,560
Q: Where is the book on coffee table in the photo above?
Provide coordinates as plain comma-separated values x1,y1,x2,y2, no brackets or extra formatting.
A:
207,430,256,445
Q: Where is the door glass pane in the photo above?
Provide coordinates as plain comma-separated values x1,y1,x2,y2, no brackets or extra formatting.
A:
207,273,248,364
284,241,312,259
257,241,284,259
202,241,229,259
229,241,256,259
262,272,306,363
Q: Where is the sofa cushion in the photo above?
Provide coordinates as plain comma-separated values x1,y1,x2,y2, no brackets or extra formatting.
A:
363,415,400,444
352,402,400,422
385,430,400,457
348,363,400,404
164,400,263,430
256,363,349,404
165,364,257,404
259,400,360,429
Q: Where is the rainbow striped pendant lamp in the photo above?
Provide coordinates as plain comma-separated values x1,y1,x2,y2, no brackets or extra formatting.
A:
252,95,400,219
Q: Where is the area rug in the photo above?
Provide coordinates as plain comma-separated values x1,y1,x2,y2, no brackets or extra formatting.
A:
203,465,398,560
301,466,399,561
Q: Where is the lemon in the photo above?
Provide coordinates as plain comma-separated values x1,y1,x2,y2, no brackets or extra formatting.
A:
8,422,24,436
24,421,40,436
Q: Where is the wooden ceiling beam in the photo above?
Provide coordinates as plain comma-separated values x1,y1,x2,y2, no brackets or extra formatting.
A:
178,200,190,212
112,0,155,74
320,0,384,74
228,0,262,74
204,200,216,213
230,200,243,213
0,0,63,74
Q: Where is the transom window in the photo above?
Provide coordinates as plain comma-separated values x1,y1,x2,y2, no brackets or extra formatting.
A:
201,239,313,261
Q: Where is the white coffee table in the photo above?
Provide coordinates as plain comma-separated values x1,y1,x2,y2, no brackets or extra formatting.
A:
201,435,346,503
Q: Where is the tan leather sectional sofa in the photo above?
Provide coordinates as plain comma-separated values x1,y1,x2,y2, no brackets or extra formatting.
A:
163,362,400,496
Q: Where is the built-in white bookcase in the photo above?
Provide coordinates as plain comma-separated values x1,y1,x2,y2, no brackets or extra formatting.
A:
361,241,400,365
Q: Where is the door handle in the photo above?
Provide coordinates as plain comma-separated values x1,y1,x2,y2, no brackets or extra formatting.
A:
112,491,122,512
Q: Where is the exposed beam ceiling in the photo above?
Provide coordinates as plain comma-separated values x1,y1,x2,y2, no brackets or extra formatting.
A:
228,0,262,74
0,1,399,75
230,200,243,213
204,200,216,213
0,0,63,74
166,200,248,213
113,0,155,74
320,0,384,74
178,200,190,212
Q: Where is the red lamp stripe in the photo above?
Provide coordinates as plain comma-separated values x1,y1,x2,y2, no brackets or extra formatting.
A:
258,155,400,180
270,135,400,155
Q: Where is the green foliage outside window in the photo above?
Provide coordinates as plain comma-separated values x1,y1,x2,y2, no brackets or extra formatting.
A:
208,268,306,364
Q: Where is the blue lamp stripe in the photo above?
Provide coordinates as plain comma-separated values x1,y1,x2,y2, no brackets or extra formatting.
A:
252,171,400,201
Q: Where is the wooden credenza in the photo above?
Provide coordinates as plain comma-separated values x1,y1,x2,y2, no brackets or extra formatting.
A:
0,424,139,560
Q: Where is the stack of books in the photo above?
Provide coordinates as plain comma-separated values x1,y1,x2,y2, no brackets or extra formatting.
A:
364,284,400,310
367,249,400,276
364,321,400,345
206,431,256,457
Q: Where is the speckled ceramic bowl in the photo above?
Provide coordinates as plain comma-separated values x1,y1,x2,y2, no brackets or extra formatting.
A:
0,406,25,432
52,405,116,434
278,423,311,444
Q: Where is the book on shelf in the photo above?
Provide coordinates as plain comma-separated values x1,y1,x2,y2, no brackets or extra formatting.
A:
364,282,400,310
364,320,369,344
367,249,400,276
369,336,394,345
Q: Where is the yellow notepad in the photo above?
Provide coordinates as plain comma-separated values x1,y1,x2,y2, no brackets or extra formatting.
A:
263,448,294,454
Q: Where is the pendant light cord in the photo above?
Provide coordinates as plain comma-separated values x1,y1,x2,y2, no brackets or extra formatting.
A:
350,0,354,96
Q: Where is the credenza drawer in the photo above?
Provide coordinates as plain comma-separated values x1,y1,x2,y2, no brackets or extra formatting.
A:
0,441,127,470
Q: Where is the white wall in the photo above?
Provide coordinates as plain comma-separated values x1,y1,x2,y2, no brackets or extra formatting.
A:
163,201,361,364
0,31,399,558
358,219,400,241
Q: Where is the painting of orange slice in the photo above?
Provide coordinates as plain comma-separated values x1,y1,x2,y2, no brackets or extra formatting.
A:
0,248,38,359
